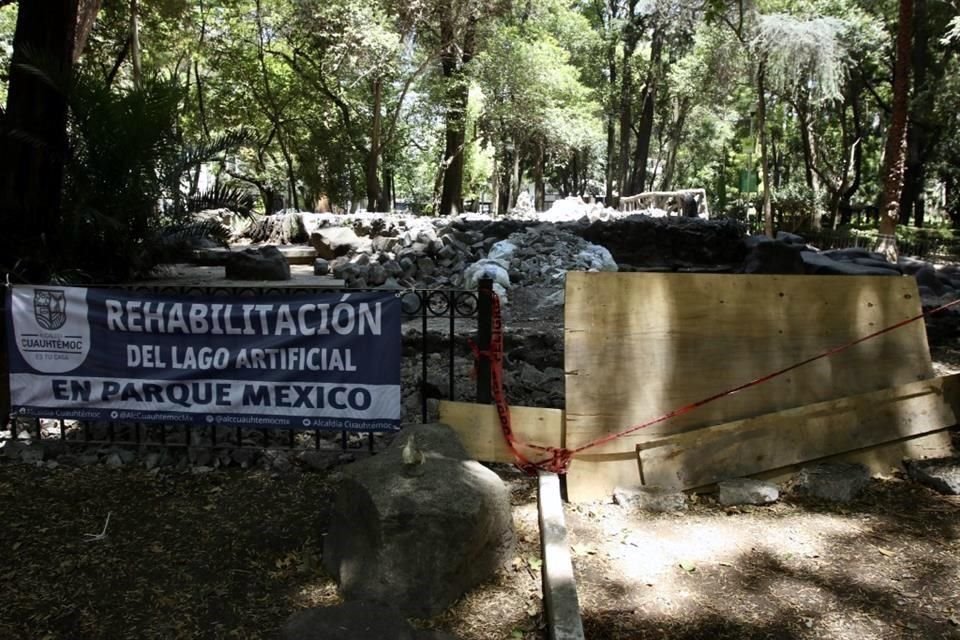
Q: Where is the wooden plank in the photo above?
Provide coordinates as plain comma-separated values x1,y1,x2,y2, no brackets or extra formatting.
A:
563,272,934,502
635,374,960,491
756,431,953,486
439,401,564,464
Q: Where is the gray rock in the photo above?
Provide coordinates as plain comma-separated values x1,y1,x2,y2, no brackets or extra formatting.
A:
225,246,291,281
77,453,100,466
143,452,162,471
189,447,213,468
313,258,329,276
416,256,436,277
310,227,371,259
905,457,960,495
323,423,514,616
230,448,259,469
717,478,779,506
791,463,870,502
280,602,433,640
18,443,45,464
382,259,403,278
613,485,687,512
115,448,136,464
264,449,293,473
367,263,388,286
104,452,124,468
1,440,27,460
298,451,336,472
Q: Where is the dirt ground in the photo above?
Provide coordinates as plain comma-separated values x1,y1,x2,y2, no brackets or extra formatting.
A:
0,463,543,640
566,478,960,640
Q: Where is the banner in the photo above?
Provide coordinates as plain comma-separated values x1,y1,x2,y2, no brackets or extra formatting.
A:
7,286,402,431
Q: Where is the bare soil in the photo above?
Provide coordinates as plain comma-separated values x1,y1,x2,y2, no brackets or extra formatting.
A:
566,479,960,640
0,463,543,640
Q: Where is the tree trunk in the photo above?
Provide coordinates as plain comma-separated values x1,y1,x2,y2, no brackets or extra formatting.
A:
534,142,545,212
616,52,636,199
604,28,617,207
630,32,661,194
74,0,102,61
605,114,616,206
437,81,468,215
0,0,78,278
877,0,914,262
899,0,928,228
797,96,822,230
437,14,476,217
129,0,142,84
490,149,500,217
254,0,297,211
378,164,392,213
659,96,689,191
366,77,383,211
757,61,774,238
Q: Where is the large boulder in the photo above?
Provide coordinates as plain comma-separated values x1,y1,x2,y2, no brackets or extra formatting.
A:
224,246,290,280
322,423,515,616
310,226,372,259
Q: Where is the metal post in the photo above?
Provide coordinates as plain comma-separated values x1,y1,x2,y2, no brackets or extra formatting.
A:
476,277,493,404
421,290,429,422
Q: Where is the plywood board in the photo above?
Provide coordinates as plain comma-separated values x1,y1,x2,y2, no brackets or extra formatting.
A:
636,374,960,490
439,401,564,464
564,272,934,502
756,431,954,486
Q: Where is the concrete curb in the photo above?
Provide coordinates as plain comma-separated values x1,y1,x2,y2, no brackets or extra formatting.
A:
537,472,585,640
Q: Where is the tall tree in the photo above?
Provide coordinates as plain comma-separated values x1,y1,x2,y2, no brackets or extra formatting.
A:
0,0,79,278
876,0,914,262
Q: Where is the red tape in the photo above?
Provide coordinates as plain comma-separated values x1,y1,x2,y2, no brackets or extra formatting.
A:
472,289,960,476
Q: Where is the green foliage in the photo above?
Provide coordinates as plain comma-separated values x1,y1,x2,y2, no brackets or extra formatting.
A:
755,14,852,103
59,73,251,282
0,3,14,106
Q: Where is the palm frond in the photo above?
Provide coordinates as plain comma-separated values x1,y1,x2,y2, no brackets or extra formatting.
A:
174,128,255,175
156,219,232,250
186,183,256,217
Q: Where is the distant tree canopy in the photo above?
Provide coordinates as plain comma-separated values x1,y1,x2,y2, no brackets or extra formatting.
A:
1,0,959,278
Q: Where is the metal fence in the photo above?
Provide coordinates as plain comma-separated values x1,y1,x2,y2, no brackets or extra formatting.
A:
2,279,494,455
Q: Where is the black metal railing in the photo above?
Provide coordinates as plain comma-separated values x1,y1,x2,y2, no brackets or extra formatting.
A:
2,279,494,455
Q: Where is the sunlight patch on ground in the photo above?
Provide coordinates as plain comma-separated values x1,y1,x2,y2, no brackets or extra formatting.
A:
607,514,863,589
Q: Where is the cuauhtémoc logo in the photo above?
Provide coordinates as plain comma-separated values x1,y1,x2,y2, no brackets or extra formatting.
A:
13,287,91,373
33,289,67,330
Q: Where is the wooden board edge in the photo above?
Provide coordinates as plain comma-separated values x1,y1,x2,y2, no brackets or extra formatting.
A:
438,400,564,464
